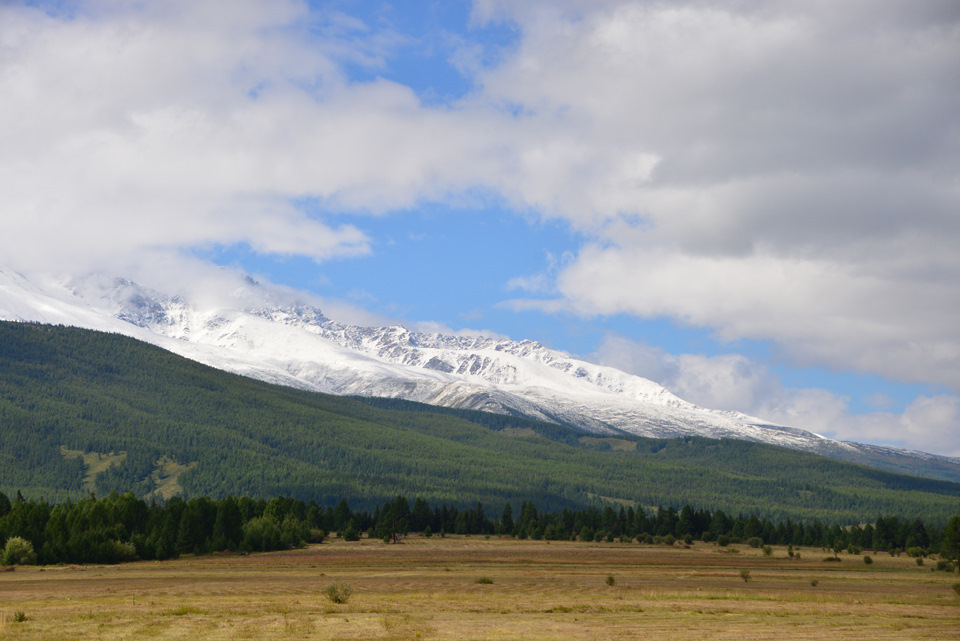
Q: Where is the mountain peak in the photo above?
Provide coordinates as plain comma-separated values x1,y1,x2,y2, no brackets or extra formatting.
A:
2,267,958,482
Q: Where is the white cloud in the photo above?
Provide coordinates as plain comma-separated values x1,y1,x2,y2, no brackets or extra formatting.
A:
592,333,960,457
476,1,960,394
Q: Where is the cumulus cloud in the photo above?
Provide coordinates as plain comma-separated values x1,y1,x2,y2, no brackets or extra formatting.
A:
593,333,960,457
480,1,960,393
0,0,525,272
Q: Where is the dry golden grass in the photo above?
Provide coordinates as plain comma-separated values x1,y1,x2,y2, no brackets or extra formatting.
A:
58,448,127,493
0,538,957,640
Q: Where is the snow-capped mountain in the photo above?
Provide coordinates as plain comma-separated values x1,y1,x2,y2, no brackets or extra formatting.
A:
2,266,958,481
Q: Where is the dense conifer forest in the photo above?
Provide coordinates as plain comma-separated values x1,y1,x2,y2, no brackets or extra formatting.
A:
2,321,960,524
0,491,957,571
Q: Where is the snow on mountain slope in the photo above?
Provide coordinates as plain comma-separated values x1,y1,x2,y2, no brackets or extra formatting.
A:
2,266,958,480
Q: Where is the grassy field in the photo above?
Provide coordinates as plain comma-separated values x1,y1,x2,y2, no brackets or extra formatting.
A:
0,537,957,640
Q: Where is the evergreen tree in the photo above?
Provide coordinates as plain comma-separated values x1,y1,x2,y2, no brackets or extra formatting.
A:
940,515,960,572
500,503,514,534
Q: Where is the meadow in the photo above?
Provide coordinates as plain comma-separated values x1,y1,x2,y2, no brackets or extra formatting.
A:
0,536,957,640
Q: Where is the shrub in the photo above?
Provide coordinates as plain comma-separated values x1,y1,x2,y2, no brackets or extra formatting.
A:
683,534,694,545
916,557,924,566
167,605,202,616
936,560,955,572
605,575,616,586
242,516,282,551
746,537,763,549
13,611,26,623
953,583,960,598
847,545,862,555
663,534,675,546
112,540,138,563
863,555,873,565
739,569,751,583
323,583,352,604
905,547,925,558
342,524,360,542
2,537,37,566
810,579,819,587
717,535,730,547
475,576,493,585
762,546,773,557
423,525,433,538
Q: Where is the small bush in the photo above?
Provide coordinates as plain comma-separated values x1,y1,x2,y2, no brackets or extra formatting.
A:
113,540,138,563
746,537,763,549
916,557,924,566
952,583,960,598
423,525,432,538
823,556,842,563
936,560,955,572
342,525,360,542
739,569,751,582
167,605,202,616
13,611,27,623
323,583,352,604
794,552,801,560
307,529,326,544
717,535,730,547
663,534,675,546
2,537,36,566
810,579,819,587
605,575,616,586
847,545,862,555
905,547,925,558
683,534,694,545
762,545,772,557
863,555,873,565
475,576,494,585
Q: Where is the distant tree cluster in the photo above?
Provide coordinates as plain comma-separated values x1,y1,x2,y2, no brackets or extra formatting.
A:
0,490,957,568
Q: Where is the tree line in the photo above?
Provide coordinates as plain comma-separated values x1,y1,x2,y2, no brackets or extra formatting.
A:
1,491,957,569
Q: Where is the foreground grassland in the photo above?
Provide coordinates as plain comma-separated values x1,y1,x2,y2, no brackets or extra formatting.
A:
1,537,957,640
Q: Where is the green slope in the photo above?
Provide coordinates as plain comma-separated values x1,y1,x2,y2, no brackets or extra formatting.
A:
1,321,958,522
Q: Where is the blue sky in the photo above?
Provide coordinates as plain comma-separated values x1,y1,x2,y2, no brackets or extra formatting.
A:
2,0,959,454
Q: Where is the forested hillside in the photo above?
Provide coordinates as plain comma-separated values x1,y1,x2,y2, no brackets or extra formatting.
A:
1,321,959,523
